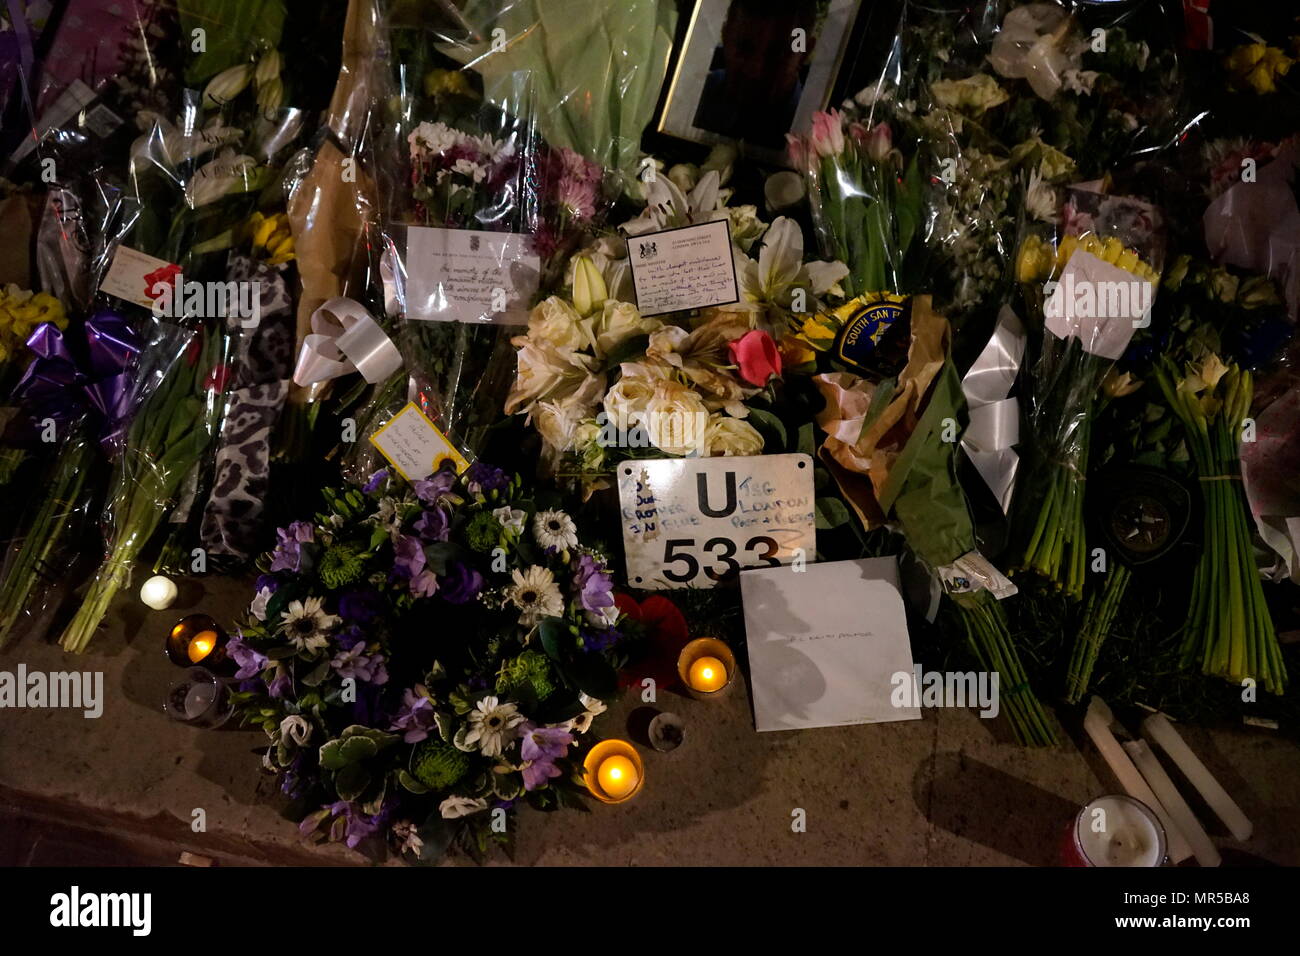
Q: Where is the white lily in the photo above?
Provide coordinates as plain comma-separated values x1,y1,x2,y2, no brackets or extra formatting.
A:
726,217,849,323
621,169,729,236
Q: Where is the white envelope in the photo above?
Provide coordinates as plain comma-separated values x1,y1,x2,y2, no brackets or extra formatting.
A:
740,557,920,732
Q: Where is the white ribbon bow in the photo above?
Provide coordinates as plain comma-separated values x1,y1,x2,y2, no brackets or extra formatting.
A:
293,297,403,386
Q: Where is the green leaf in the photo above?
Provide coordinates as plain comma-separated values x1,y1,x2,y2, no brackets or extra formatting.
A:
538,616,569,662
815,496,852,530
797,422,815,457
744,408,787,451
300,657,331,687
334,764,370,802
398,770,429,794
563,653,617,700
339,735,379,763
318,739,346,771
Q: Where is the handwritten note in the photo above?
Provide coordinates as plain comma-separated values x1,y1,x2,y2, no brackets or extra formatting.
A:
741,557,920,732
626,219,739,316
100,246,178,310
405,226,540,324
616,454,815,589
369,402,469,481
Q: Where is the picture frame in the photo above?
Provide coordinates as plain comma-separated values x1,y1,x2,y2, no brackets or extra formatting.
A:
655,0,864,167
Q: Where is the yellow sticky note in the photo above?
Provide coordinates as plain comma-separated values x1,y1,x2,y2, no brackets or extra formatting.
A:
369,402,469,481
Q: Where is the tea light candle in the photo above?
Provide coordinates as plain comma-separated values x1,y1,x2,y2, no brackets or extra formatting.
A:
139,575,178,610
583,739,645,804
165,614,231,671
597,756,638,799
688,656,727,693
676,637,737,699
188,630,218,664
1063,794,1167,867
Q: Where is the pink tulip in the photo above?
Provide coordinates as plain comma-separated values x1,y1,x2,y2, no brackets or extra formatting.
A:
785,132,811,171
728,329,783,386
864,122,895,163
809,109,845,159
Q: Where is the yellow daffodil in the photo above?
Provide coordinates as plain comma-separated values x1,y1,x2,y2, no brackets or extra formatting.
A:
243,211,296,264
1102,368,1142,399
1225,43,1293,95
778,334,816,369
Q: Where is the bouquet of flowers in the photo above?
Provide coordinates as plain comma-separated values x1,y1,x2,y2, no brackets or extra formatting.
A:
230,463,626,862
1009,186,1165,600
1156,353,1287,694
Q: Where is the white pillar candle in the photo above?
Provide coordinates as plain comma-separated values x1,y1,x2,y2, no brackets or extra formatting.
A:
1142,713,1253,841
1123,739,1220,867
1083,698,1193,863
139,575,179,610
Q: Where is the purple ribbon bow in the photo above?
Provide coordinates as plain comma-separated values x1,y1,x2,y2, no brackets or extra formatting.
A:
15,310,141,452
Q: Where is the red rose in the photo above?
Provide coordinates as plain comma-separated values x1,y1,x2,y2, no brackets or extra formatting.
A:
614,592,691,692
728,329,782,386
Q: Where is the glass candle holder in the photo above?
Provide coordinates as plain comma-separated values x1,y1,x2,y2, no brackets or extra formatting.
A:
165,614,231,671
163,667,233,729
677,637,736,699
583,739,646,804
1060,794,1167,867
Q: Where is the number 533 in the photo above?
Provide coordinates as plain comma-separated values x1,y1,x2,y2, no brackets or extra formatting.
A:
662,536,780,583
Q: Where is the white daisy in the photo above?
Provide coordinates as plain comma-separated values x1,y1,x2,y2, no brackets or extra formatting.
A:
565,692,608,735
493,506,526,534
533,509,578,551
278,597,339,653
462,696,525,757
439,795,489,819
505,566,564,627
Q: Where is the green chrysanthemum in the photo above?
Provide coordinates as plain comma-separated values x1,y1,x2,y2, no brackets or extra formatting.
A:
318,544,366,590
464,510,502,553
411,739,471,791
496,649,556,701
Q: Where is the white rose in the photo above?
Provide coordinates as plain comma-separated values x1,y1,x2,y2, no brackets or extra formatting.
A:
704,414,764,457
727,204,768,253
534,372,605,454
526,296,594,353
603,365,660,431
439,795,489,819
644,382,709,457
594,300,659,359
279,715,312,747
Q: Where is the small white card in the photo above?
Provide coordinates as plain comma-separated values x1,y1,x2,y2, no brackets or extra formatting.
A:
100,246,179,310
626,219,739,316
1044,250,1152,359
404,226,540,324
369,402,469,481
616,454,815,589
741,557,921,732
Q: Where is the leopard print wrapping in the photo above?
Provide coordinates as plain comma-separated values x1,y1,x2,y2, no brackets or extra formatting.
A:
198,256,296,560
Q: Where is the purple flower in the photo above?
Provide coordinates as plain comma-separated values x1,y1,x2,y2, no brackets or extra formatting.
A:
339,589,383,624
519,723,574,791
266,667,292,699
334,624,366,652
414,508,450,542
410,570,439,598
310,800,392,849
411,467,457,505
331,643,389,685
466,462,507,493
392,535,425,579
270,521,315,573
581,626,621,654
228,632,269,680
389,688,437,743
254,573,279,593
362,469,389,493
438,562,483,604
574,553,615,616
